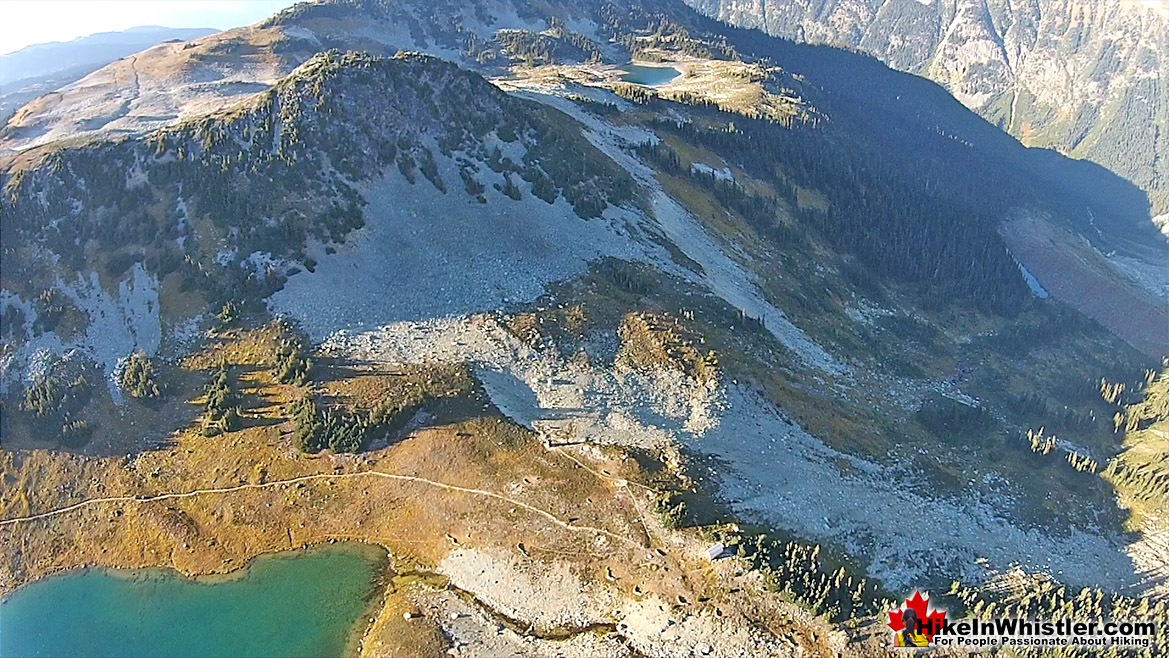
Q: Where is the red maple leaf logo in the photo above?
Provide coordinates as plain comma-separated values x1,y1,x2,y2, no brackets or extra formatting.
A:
888,590,947,641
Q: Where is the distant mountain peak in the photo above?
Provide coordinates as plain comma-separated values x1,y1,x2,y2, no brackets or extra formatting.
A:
0,25,219,87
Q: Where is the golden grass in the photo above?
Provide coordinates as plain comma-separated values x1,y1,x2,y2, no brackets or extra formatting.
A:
0,325,663,617
1104,371,1169,529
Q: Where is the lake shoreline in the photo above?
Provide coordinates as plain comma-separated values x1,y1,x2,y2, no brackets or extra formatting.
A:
0,536,390,597
620,61,682,86
1,540,393,658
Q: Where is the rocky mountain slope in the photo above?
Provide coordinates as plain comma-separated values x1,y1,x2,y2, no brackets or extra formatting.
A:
685,0,1169,221
4,0,1163,252
0,26,219,87
1,48,633,387
0,26,218,125
1,0,1167,655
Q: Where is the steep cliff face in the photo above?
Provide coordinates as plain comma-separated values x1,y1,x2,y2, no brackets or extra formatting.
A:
686,0,1169,217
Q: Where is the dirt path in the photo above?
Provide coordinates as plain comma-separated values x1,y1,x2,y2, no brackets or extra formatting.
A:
0,468,640,548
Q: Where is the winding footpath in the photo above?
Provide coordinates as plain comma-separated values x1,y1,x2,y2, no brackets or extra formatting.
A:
0,468,640,548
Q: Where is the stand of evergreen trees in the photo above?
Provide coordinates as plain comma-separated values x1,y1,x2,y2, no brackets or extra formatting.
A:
649,488,886,623
18,363,93,447
291,386,426,454
119,351,161,399
916,394,993,438
202,360,240,436
274,333,312,385
948,577,1166,656
712,527,889,623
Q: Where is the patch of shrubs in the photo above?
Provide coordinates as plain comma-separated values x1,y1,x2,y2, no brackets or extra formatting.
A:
652,491,688,529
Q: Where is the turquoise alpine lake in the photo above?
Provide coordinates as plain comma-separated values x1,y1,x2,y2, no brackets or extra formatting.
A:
619,64,681,86
0,544,385,657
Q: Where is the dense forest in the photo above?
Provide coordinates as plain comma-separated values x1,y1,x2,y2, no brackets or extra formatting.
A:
593,0,1160,250
637,109,1030,314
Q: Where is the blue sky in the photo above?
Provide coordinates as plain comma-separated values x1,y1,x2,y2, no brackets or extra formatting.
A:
0,1,300,55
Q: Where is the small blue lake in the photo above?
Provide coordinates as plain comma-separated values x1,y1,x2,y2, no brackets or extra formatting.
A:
0,544,385,657
619,64,681,86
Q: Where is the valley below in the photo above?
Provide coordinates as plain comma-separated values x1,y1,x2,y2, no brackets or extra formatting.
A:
1000,213,1169,360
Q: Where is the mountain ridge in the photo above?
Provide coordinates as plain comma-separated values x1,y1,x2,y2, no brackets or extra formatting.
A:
3,0,1161,253
0,26,219,86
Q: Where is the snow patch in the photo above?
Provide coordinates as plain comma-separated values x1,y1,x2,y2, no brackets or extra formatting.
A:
845,300,894,325
1017,262,1049,298
690,162,733,181
2,264,161,398
215,248,237,266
